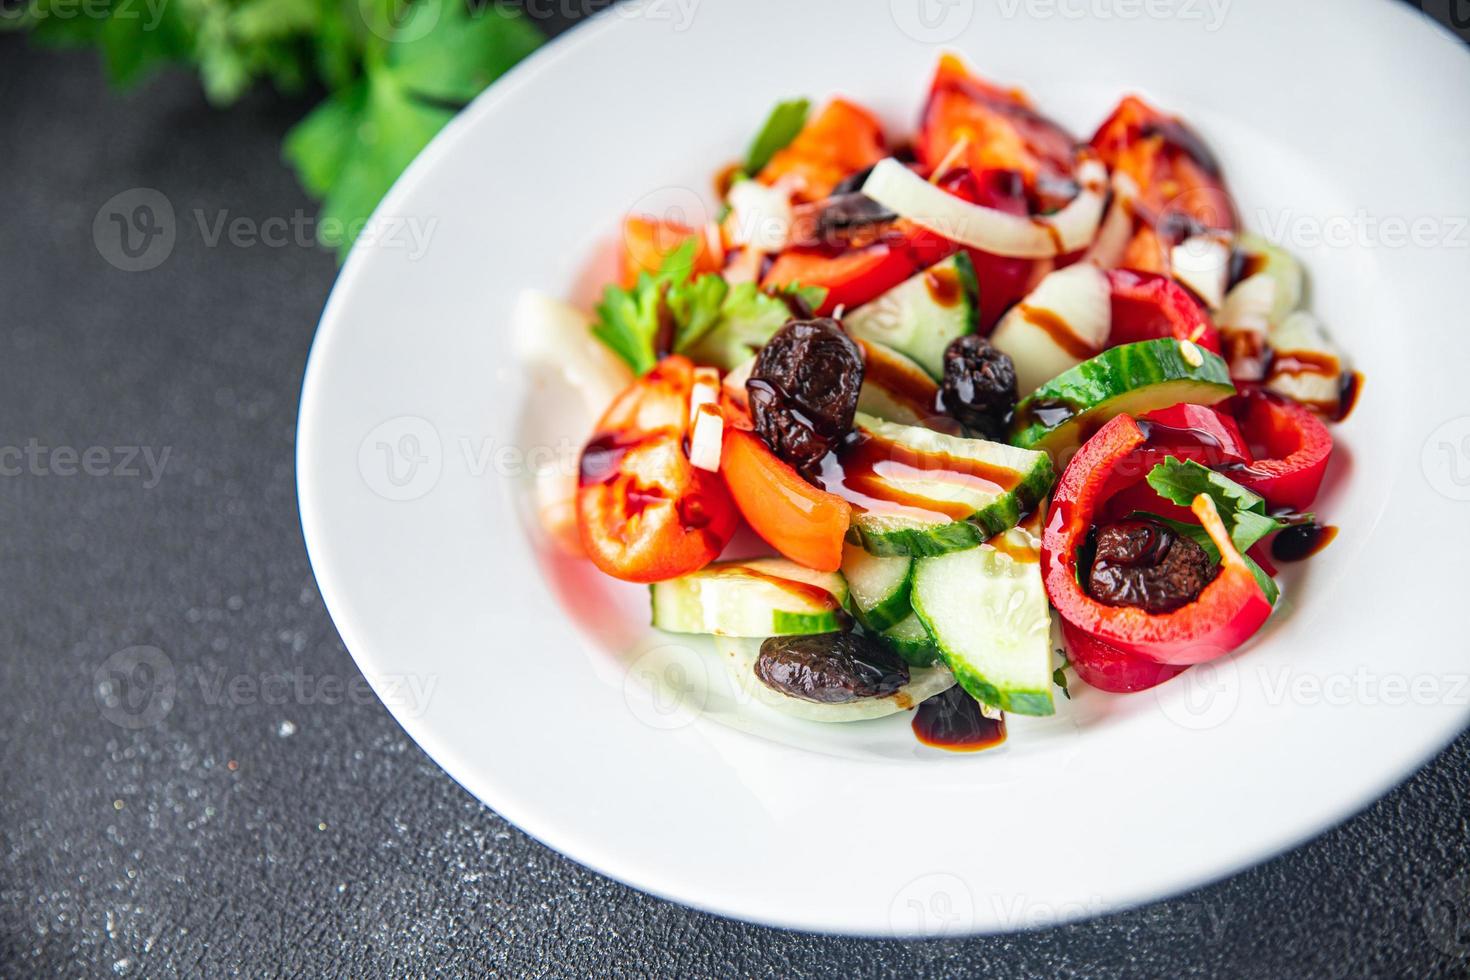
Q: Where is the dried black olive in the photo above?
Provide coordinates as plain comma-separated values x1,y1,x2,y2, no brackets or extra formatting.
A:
809,193,897,245
939,334,1018,440
1085,518,1218,614
747,318,864,477
755,632,909,704
830,165,879,196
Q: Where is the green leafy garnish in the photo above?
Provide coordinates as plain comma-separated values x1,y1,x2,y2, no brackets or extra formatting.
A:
742,98,810,176
1145,458,1288,555
591,239,829,375
7,0,544,258
1052,651,1072,700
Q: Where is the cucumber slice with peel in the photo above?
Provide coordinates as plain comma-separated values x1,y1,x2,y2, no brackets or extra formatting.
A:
1009,338,1235,457
911,539,1055,716
880,612,941,668
651,558,848,637
844,254,978,379
841,544,913,631
856,339,942,428
827,413,1055,558
715,636,955,723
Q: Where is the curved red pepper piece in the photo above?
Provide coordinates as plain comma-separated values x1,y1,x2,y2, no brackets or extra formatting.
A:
1223,391,1333,512
1062,620,1186,693
1043,414,1273,666
1097,403,1251,508
1106,269,1222,354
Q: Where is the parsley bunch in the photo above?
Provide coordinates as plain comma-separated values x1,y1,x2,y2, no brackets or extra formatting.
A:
3,0,543,256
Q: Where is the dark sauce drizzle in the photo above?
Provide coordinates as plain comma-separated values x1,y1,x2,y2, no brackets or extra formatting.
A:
912,686,1007,752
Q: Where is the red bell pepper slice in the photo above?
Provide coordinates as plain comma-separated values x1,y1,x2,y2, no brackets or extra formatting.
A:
1098,403,1250,506
1062,619,1186,693
762,169,984,315
1106,269,1222,354
1221,390,1334,512
1042,414,1273,665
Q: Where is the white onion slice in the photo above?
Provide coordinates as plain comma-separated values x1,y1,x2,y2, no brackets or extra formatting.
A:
688,405,724,472
725,178,794,253
1083,172,1140,269
1217,273,1276,335
861,157,1109,259
990,263,1112,395
1170,233,1232,310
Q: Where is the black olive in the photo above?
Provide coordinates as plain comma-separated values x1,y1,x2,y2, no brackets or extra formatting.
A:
755,632,909,704
1085,518,1218,614
747,318,864,477
939,334,1018,440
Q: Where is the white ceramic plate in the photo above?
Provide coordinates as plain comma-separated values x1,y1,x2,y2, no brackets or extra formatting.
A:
298,0,1470,935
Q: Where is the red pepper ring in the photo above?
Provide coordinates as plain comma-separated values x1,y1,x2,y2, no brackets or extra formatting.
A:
1223,390,1333,512
1042,414,1273,665
1062,619,1187,693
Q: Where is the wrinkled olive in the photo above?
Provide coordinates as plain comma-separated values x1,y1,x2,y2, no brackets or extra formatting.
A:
940,334,1018,440
747,318,864,477
755,632,909,704
1086,518,1217,614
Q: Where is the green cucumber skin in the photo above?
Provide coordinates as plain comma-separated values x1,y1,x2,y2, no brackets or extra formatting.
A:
849,451,1055,558
909,588,1055,716
1009,339,1235,453
770,610,843,635
878,616,941,668
852,580,912,632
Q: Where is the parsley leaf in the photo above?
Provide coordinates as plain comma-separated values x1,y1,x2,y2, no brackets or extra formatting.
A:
591,240,698,376
743,98,810,176
1052,651,1072,700
1145,457,1288,555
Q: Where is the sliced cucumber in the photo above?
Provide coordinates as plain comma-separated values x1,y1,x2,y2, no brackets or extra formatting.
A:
844,254,978,379
1233,232,1304,328
989,263,1112,396
651,558,848,638
840,543,912,631
880,612,941,668
1010,338,1235,456
831,413,1054,558
911,540,1055,716
715,636,955,723
856,339,942,428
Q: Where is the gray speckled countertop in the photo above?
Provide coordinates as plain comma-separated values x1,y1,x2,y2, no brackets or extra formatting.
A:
3,5,1469,976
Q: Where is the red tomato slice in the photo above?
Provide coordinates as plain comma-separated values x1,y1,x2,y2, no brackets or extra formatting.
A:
576,357,739,583
917,54,1076,195
1090,95,1238,267
758,98,887,203
721,430,851,572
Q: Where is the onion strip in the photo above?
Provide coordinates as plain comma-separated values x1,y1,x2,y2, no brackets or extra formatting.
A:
861,156,1109,259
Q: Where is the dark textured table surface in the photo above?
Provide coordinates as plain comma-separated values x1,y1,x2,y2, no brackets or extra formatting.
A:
4,4,1470,977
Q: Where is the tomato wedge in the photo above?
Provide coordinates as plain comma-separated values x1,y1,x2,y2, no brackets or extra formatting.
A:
917,54,1076,196
721,429,851,572
620,216,720,288
1106,269,1222,354
1090,96,1237,271
757,98,887,203
576,357,739,583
